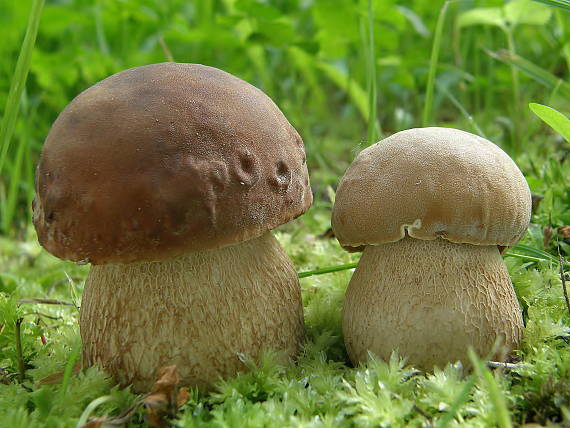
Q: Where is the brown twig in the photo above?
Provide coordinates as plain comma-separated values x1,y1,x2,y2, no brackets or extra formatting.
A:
47,277,82,295
412,403,433,425
21,312,62,321
158,35,174,62
19,298,76,307
557,246,570,317
391,392,433,427
487,361,522,370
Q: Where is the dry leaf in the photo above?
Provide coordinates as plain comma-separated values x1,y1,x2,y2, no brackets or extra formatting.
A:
143,365,189,428
531,194,543,212
177,387,190,408
543,225,553,248
80,365,190,428
83,420,105,428
558,225,570,240
35,362,81,387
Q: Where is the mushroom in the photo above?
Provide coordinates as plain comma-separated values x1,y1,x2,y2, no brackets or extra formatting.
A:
33,63,312,391
331,127,531,369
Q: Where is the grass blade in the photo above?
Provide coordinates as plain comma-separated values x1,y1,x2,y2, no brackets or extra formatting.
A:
77,395,113,428
468,349,513,428
435,375,476,428
59,343,81,401
486,49,570,99
422,1,450,127
509,243,560,264
298,262,358,279
436,81,487,137
531,0,570,12
295,243,561,280
0,0,45,175
364,0,381,143
1,127,28,231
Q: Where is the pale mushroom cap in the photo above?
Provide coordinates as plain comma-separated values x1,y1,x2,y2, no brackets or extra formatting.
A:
332,127,532,250
33,63,312,264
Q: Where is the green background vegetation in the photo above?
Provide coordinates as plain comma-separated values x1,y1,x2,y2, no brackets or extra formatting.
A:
1,0,569,426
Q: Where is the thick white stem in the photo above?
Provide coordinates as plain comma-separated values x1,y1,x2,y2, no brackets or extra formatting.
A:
343,236,523,369
80,232,304,391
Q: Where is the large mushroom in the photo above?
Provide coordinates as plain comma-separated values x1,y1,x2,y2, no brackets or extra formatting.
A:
332,127,531,369
33,62,312,391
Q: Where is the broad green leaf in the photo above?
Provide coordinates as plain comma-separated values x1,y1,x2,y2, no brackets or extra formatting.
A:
505,0,552,26
235,0,281,20
456,7,505,29
313,0,359,58
317,61,369,121
529,103,570,142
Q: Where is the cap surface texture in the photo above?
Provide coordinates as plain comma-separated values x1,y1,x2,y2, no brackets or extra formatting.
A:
33,63,312,264
332,127,531,250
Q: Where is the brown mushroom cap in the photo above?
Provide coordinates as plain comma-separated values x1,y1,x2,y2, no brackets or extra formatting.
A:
33,63,312,264
332,127,531,251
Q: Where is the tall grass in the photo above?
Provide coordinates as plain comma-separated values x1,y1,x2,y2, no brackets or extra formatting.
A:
422,1,450,127
531,0,570,12
364,0,381,144
0,0,44,232
0,0,567,234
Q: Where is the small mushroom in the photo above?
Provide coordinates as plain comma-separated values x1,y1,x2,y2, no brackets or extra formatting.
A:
33,63,312,391
332,127,531,369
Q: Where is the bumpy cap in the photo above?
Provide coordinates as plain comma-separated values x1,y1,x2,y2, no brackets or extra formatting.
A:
33,63,312,264
332,127,531,251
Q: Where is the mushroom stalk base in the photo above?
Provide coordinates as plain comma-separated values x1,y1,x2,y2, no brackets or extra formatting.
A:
80,232,304,392
343,236,523,369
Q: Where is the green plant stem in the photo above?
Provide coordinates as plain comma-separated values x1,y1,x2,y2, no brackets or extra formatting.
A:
422,1,450,127
505,27,521,152
365,0,380,143
298,262,359,279
59,343,81,401
0,0,44,175
558,248,570,316
2,129,27,232
15,318,25,383
297,243,562,279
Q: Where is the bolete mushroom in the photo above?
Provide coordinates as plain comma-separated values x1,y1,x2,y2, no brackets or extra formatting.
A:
33,62,312,391
332,127,531,369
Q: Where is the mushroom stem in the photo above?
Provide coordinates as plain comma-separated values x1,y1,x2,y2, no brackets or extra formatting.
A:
343,236,523,369
80,232,304,392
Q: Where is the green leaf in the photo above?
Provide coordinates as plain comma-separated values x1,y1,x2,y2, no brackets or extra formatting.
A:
317,61,369,121
529,103,570,142
505,0,552,26
456,7,505,29
31,387,55,419
396,5,430,38
312,0,358,58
